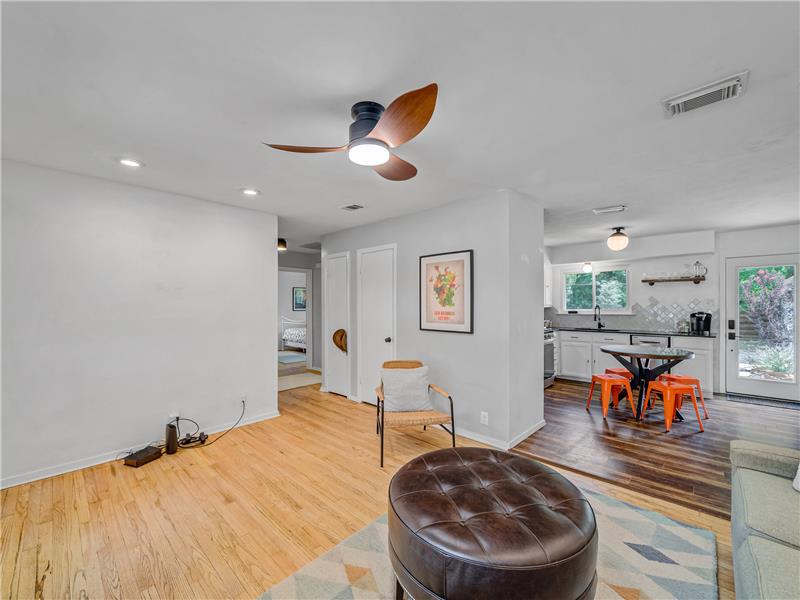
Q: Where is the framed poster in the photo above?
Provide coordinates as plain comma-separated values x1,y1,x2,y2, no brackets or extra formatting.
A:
420,250,473,333
292,287,306,311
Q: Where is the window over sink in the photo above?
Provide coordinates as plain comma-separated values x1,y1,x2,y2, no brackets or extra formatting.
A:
563,267,630,313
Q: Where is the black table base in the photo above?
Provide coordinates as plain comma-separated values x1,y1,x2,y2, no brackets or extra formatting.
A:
611,354,685,421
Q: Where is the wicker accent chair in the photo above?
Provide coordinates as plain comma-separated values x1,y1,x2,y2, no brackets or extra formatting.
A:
375,360,455,467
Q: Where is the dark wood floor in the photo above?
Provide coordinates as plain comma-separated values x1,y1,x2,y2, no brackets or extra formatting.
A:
513,379,800,519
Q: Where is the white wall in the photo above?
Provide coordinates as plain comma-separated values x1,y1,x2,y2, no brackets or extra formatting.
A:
507,191,545,445
322,190,544,449
2,161,279,487
278,270,307,345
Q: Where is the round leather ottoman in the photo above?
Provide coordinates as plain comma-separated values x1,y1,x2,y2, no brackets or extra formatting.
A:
388,447,597,600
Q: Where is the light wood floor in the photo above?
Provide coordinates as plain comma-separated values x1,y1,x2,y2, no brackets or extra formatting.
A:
2,385,734,599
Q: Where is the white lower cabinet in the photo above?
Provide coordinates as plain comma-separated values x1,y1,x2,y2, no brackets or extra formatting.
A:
556,330,715,392
559,340,592,380
671,337,714,395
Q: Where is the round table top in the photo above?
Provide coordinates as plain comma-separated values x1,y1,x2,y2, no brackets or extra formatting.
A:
600,344,695,360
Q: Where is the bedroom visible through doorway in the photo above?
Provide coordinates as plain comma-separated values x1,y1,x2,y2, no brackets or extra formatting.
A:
278,268,321,390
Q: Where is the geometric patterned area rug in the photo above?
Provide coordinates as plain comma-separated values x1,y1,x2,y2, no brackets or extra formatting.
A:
260,489,717,600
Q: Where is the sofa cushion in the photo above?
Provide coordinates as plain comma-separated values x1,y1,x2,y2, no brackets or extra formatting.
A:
733,467,800,549
734,535,800,600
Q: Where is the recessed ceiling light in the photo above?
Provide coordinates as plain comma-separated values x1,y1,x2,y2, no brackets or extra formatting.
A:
241,188,260,196
118,158,143,168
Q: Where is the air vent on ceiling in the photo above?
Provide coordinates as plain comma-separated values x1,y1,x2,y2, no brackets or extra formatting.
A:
662,71,748,118
341,204,365,211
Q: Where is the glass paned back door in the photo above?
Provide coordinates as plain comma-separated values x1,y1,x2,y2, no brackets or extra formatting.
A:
726,254,799,401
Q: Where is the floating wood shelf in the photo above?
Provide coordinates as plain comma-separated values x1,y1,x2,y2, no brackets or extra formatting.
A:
642,275,706,286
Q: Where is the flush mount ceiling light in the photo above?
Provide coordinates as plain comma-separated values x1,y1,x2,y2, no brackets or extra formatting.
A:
347,138,391,166
607,227,629,251
118,158,143,168
582,262,593,273
592,205,626,215
277,238,288,252
241,188,260,196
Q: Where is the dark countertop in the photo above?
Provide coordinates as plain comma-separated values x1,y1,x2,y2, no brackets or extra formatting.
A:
553,326,716,339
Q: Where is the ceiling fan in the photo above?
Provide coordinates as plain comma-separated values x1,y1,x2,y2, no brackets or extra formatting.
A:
264,83,438,181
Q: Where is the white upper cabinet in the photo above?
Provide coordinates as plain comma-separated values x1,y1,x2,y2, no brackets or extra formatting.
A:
544,265,553,308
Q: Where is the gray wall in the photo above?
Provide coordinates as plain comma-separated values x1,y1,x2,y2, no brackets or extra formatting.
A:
2,161,279,487
278,250,322,369
322,190,544,448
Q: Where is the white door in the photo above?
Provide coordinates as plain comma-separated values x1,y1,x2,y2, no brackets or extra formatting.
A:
725,254,798,401
357,244,396,403
559,341,592,381
323,252,350,397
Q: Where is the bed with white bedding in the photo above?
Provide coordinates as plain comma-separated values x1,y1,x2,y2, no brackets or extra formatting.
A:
281,316,307,350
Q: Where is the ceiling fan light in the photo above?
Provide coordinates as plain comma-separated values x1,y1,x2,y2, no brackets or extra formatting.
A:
347,138,390,166
277,238,288,252
607,227,629,251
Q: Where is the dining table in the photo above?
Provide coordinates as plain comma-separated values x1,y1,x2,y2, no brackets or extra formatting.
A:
600,344,695,421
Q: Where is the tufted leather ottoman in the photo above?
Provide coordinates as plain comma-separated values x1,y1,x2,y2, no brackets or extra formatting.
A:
388,447,597,600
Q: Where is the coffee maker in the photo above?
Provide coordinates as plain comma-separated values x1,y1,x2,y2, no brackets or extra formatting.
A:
690,312,712,336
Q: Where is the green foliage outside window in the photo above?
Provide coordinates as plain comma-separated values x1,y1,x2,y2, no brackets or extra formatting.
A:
596,270,628,309
564,269,628,311
564,272,594,310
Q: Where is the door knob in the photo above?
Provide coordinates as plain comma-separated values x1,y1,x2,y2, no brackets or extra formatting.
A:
385,337,392,343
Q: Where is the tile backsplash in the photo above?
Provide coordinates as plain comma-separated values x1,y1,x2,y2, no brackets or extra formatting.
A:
545,296,718,333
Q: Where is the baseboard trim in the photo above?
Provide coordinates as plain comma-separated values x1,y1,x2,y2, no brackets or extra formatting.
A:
455,427,509,450
0,410,281,490
507,419,546,448
456,419,546,451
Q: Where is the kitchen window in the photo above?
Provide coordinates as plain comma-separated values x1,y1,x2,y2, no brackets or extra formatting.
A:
563,267,630,313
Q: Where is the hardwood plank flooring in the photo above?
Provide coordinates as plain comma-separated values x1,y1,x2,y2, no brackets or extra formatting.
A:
2,385,736,599
513,379,800,520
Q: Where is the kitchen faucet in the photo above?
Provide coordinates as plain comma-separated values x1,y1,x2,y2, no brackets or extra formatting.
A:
594,304,605,329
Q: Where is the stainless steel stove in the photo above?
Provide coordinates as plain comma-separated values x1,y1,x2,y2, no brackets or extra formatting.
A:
544,328,556,388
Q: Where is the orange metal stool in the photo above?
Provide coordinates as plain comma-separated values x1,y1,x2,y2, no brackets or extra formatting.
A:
586,374,636,419
605,368,634,380
657,374,709,418
642,380,704,433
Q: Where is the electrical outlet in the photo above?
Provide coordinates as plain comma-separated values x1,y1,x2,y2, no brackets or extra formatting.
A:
480,411,489,426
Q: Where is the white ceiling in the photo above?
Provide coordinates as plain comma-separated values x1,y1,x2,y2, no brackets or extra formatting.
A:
3,2,798,247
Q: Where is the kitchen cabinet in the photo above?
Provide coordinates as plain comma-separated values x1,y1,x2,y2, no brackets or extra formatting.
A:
559,340,592,380
558,331,630,382
544,265,553,308
555,330,715,393
671,337,714,395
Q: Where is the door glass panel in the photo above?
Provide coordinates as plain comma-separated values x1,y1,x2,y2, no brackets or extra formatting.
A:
737,265,795,383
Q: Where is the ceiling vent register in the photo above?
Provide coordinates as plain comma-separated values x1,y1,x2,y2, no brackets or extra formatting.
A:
662,71,748,118
341,204,365,211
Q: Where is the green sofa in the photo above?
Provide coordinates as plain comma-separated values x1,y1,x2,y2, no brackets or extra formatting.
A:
730,440,800,599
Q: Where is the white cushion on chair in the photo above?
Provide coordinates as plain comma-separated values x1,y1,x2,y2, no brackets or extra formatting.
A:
381,366,432,412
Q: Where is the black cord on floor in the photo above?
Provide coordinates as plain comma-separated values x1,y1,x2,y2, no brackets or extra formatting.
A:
179,400,246,449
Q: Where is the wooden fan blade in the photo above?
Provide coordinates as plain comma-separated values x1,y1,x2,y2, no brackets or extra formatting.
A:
264,143,346,153
373,154,417,181
367,83,438,148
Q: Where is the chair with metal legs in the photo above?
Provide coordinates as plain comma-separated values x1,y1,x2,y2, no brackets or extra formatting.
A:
376,360,455,468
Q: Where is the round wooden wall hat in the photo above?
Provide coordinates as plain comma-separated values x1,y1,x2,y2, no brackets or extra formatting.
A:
332,329,347,353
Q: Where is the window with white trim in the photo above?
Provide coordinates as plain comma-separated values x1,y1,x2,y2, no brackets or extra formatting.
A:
563,267,630,313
